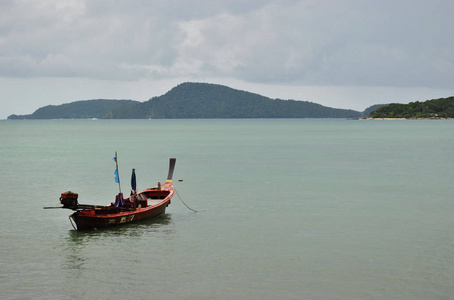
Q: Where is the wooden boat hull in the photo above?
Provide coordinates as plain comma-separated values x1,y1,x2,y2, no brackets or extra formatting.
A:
70,181,174,231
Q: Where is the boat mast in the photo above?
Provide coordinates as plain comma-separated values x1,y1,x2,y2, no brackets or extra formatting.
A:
114,151,122,194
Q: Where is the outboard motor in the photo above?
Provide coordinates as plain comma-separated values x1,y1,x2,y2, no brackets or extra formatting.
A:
60,191,79,209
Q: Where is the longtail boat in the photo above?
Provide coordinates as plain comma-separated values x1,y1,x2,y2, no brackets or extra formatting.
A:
45,156,176,231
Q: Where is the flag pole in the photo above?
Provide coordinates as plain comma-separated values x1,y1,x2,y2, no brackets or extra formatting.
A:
115,151,122,194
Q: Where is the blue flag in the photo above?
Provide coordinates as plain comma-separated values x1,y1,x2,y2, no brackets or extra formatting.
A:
114,169,119,183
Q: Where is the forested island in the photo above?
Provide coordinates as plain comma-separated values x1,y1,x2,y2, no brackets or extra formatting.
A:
8,82,453,120
8,82,364,119
369,97,454,119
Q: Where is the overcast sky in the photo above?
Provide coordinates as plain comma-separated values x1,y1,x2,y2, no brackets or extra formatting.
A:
1,0,453,119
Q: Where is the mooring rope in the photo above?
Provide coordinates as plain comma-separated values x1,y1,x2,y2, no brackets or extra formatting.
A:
174,188,199,212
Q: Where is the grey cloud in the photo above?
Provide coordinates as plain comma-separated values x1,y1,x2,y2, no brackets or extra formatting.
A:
0,0,453,89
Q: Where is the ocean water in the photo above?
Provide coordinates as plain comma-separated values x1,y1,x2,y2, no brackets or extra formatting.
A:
0,119,453,299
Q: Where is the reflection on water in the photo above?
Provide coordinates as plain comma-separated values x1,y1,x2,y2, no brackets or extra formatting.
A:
68,213,173,237
62,213,174,274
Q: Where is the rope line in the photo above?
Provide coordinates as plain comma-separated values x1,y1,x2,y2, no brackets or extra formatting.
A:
175,188,198,212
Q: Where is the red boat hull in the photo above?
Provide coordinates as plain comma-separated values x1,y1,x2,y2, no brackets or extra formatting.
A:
70,181,174,231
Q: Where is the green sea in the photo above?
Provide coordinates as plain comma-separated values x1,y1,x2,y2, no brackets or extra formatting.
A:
1,119,453,299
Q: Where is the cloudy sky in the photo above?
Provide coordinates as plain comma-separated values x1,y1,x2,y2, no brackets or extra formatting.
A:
1,0,453,119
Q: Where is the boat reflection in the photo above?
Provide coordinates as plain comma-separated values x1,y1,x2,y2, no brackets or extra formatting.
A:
62,214,174,274
67,213,173,239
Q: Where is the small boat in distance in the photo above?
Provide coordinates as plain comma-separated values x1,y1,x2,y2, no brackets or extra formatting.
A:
45,156,176,231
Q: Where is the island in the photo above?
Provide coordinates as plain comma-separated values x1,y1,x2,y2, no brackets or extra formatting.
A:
369,97,454,119
8,82,365,119
8,82,453,120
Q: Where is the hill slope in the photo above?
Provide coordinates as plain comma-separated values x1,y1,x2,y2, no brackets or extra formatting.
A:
112,82,362,118
8,99,140,119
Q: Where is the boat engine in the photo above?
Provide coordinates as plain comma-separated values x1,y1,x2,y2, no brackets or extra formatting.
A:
60,191,79,209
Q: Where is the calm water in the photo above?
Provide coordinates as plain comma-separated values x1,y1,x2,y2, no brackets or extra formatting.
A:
1,119,453,299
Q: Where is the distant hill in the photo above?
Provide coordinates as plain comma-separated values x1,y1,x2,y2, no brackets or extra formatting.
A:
8,99,140,119
8,82,364,119
363,104,386,116
111,82,362,119
369,97,454,119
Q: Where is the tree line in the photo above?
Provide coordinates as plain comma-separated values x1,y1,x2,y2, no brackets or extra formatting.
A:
369,97,454,118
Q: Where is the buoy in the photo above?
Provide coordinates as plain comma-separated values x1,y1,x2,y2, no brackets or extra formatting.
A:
178,179,183,182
